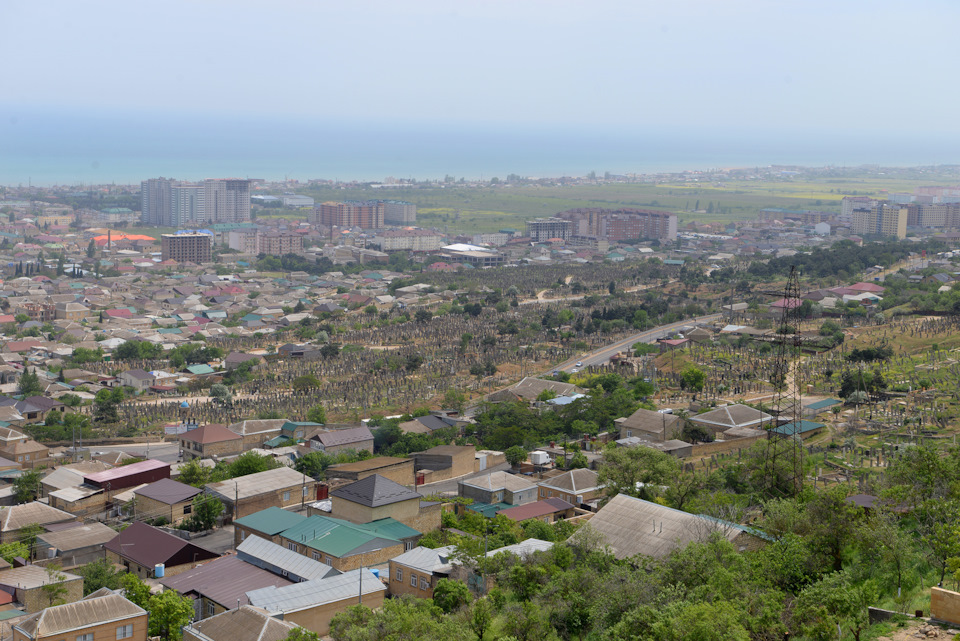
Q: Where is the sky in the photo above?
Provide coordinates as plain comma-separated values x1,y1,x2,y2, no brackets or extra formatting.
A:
2,0,956,134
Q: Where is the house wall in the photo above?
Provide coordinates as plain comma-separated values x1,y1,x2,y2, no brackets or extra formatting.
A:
283,591,386,636
135,494,195,524
327,459,415,486
180,437,243,460
239,432,277,450
2,520,77,544
221,481,316,518
397,502,442,534
233,526,284,548
13,612,148,641
105,549,201,580
48,491,107,517
689,435,764,458
278,538,402,572
330,496,420,525
15,577,84,613
537,486,602,505
322,439,374,456
387,561,440,598
931,587,960,626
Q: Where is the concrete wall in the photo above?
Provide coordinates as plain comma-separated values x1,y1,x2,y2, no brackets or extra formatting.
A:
328,458,415,486
932,587,960,625
224,481,316,518
689,435,764,458
14,612,147,641
387,561,439,598
105,549,201,580
135,494,194,524
396,502,442,534
278,537,403,572
16,576,84,613
330,496,419,525
284,591,385,636
49,491,107,517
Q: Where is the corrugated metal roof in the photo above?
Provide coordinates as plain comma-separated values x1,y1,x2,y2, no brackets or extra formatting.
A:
234,507,306,536
207,467,310,501
183,605,296,641
0,502,75,532
390,545,455,574
161,555,293,608
330,474,422,508
236,536,339,581
280,515,401,558
37,522,118,552
13,590,144,637
315,426,373,448
84,458,169,484
134,478,201,505
485,538,553,558
497,498,575,522
246,569,385,613
363,517,422,540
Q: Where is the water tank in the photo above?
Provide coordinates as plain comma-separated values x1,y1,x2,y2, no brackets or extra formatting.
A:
154,563,165,578
529,451,550,466
370,568,380,579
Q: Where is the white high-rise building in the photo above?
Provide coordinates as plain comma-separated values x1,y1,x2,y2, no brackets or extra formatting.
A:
203,179,251,223
171,184,205,227
141,177,174,225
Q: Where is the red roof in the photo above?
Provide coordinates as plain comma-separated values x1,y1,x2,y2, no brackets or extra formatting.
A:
849,282,885,293
85,459,169,484
497,498,575,522
769,298,802,309
180,424,240,444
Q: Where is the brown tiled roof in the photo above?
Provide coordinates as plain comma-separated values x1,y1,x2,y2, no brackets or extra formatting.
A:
180,423,240,444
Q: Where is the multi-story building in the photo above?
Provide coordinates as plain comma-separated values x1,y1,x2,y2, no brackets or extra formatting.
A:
383,200,417,225
373,229,444,252
281,194,315,208
227,228,259,254
555,208,677,241
257,232,303,256
526,217,571,243
312,201,385,229
161,232,213,263
840,196,877,223
851,204,908,239
171,183,205,227
204,179,251,223
141,177,174,225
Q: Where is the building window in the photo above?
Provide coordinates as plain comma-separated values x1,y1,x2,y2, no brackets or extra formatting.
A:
117,624,134,639
287,542,298,553
183,504,192,515
312,551,320,561
395,567,402,582
283,491,291,501
326,556,333,565
410,574,417,586
206,601,215,617
302,487,308,496
405,541,415,551
78,634,94,641
420,577,429,590
239,530,246,541
540,489,545,497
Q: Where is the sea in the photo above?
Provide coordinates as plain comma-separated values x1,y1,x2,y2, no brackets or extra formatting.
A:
2,107,959,186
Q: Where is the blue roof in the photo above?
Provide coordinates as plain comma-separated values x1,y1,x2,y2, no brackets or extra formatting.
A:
805,398,841,411
771,420,825,435
186,364,215,375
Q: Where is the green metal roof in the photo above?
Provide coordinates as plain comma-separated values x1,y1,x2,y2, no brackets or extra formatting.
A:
771,420,825,435
364,517,421,540
280,515,402,558
466,501,512,518
186,364,215,375
806,398,841,411
0,609,25,620
234,507,307,535
263,436,295,448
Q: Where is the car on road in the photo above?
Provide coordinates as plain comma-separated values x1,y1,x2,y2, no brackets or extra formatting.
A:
576,361,582,367
571,368,579,373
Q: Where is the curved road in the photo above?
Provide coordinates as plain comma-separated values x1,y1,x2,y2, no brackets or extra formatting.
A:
550,313,723,373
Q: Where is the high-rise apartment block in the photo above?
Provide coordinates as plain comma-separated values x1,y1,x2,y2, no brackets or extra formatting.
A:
851,204,907,239
840,196,878,223
227,229,303,255
526,218,571,243
140,178,250,226
555,208,677,242
311,201,385,229
383,201,417,225
162,233,213,263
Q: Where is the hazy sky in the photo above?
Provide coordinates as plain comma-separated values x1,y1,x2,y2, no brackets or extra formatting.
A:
3,0,956,135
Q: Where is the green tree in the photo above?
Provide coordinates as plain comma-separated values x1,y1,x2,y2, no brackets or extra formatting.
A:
187,494,224,531
87,239,96,258
209,383,232,404
18,369,43,397
597,444,679,502
443,389,468,415
13,469,43,503
415,309,433,323
119,573,150,608
680,365,706,392
229,451,280,478
794,571,875,641
148,589,195,641
283,629,320,641
306,403,327,424
505,446,528,469
177,458,210,487
93,387,125,424
468,597,495,640
294,451,333,479
292,374,321,391
0,541,29,565
76,558,123,595
40,564,69,606
432,578,472,613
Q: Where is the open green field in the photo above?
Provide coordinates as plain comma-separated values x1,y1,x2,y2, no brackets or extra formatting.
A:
281,167,960,233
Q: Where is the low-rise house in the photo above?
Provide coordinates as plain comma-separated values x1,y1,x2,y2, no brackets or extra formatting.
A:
387,545,454,598
206,466,316,518
458,471,538,507
133,478,202,524
118,369,154,393
236,535,340,582
616,407,684,442
182,605,297,641
245,569,386,636
486,377,584,404
35,522,119,568
537,468,605,506
84,459,170,496
412,445,475,482
227,419,285,449
16,396,65,423
224,352,266,371
0,502,76,543
179,424,244,460
47,484,107,517
161,554,295,620
330,474,439,532
0,439,50,468
326,456,415,486
497,498,575,523
12,588,147,641
234,506,308,547
304,426,374,455
40,461,112,498
397,414,457,435
278,514,407,571
583,493,766,560
105,521,219,579
0,565,84,612
687,404,775,438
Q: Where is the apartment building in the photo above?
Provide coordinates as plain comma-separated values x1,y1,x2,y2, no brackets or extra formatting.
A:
162,233,213,263
373,229,444,252
312,201,384,229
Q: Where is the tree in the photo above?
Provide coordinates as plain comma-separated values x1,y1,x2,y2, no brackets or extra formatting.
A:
40,564,69,606
18,369,42,397
794,571,875,641
292,375,321,391
306,403,327,424
568,450,589,469
13,469,43,503
468,597,495,640
680,366,706,392
87,239,96,258
415,309,433,323
0,541,29,565
77,558,123,595
295,451,333,479
229,451,280,478
177,459,210,488
680,423,714,444
186,494,223,531
93,387,125,424
209,383,232,404
597,444,679,501
505,446,528,469
148,589,195,641
283,629,320,641
443,389,467,415
119,573,150,608
433,578,472,613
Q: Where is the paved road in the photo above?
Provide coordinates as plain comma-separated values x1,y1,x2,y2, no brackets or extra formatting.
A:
191,525,236,555
418,461,511,495
551,313,723,373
